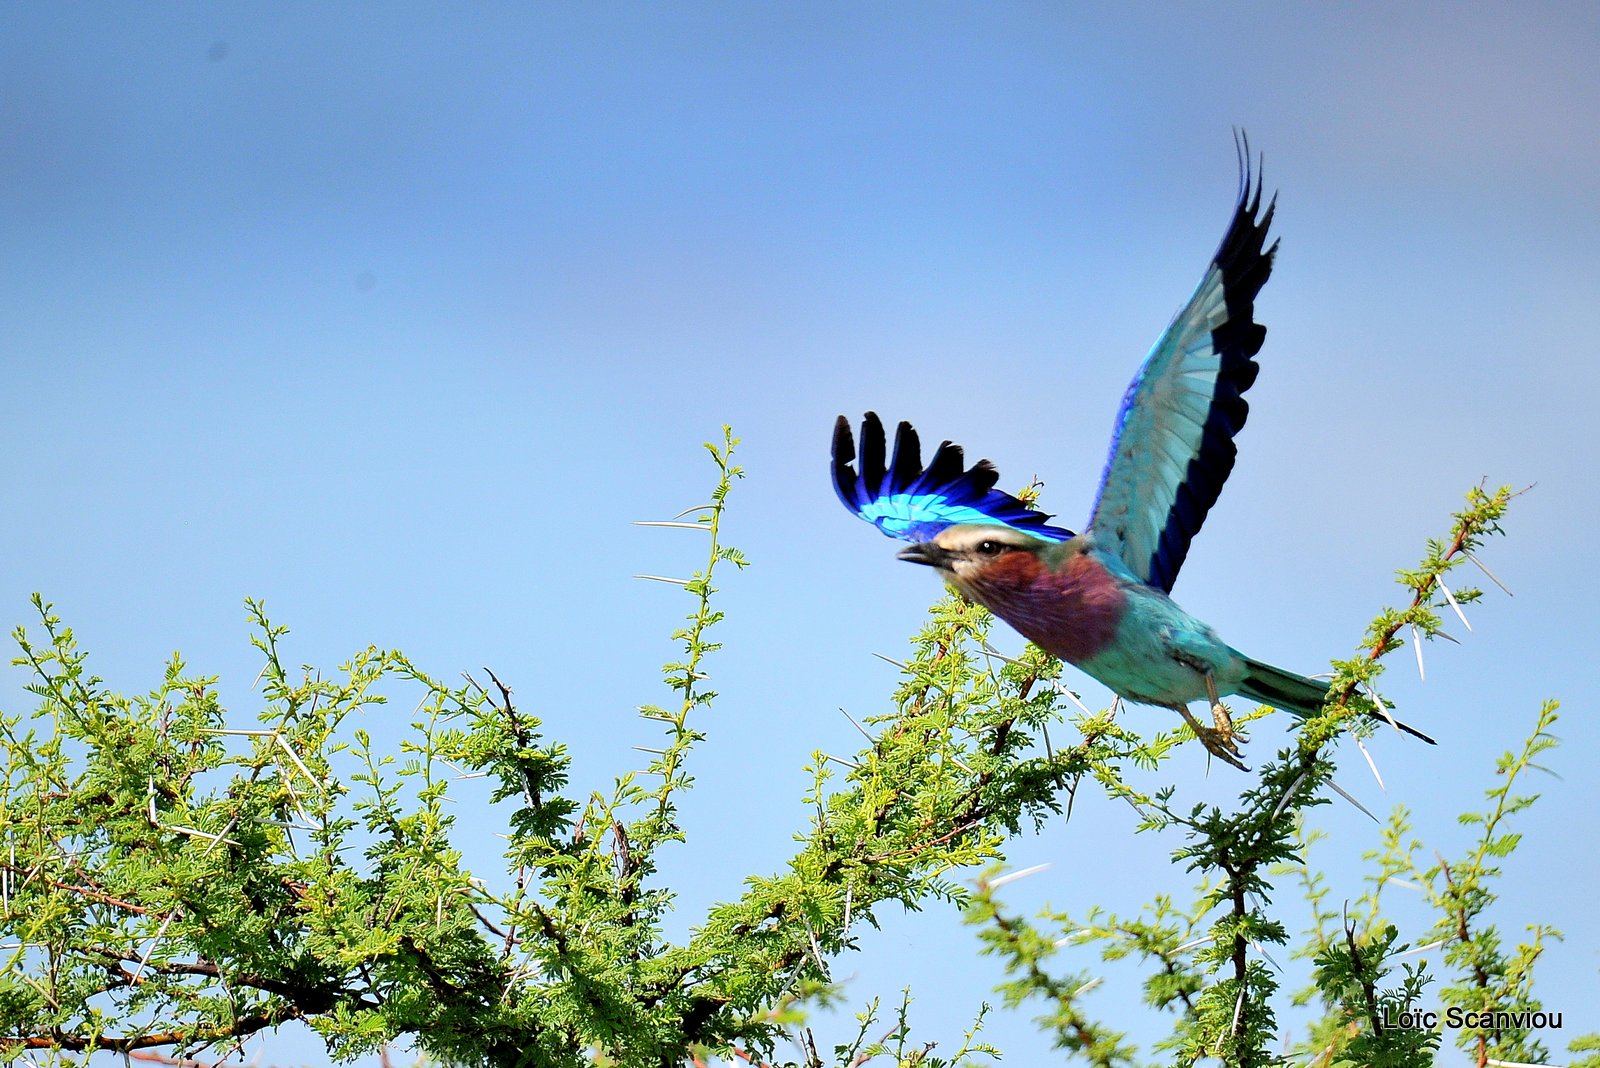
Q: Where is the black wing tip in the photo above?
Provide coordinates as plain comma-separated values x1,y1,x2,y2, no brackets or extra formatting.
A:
1231,127,1271,216
1141,136,1278,590
889,419,924,485
838,412,986,483
832,414,855,458
830,413,1075,540
831,414,859,509
891,419,919,452
1214,130,1279,329
836,412,955,493
1226,128,1277,244
924,437,966,485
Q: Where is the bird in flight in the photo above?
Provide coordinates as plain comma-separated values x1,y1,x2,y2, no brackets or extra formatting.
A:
832,144,1432,768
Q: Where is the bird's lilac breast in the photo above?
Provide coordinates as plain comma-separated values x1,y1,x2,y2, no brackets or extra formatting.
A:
964,551,1127,665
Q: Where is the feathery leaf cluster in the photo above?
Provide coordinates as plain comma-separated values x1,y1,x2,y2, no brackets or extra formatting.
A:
1,440,1588,1067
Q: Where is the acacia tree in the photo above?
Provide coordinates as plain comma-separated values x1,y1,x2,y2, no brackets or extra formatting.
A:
1,429,1591,1067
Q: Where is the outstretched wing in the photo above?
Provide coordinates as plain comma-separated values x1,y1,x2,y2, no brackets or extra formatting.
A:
1087,143,1278,592
832,413,1075,544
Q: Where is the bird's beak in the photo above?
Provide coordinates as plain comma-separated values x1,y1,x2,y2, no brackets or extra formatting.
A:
896,542,951,569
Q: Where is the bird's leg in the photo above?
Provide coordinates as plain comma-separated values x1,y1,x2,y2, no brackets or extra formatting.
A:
1203,672,1237,738
1169,702,1247,771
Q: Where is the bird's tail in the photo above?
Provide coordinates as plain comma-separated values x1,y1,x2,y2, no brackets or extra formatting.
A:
1238,656,1436,745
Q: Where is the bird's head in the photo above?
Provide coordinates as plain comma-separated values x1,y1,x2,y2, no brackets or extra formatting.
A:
897,524,1063,604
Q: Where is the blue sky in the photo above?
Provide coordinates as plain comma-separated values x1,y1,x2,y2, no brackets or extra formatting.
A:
4,4,1598,1065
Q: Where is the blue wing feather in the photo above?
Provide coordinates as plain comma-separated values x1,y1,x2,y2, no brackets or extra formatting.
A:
1087,141,1278,592
832,413,1075,544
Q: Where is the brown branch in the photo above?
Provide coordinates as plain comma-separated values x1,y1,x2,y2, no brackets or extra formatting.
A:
987,904,1106,1054
469,901,508,941
1,866,152,914
1112,924,1197,1015
1221,859,1250,1044
1343,909,1383,1036
130,1051,222,1068
83,945,374,1014
6,1008,301,1054
1274,496,1511,831
863,818,983,864
484,666,541,811
1336,491,1514,702
1436,856,1491,1068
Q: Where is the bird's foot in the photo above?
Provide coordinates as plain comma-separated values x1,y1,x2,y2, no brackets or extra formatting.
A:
1196,724,1248,771
1173,703,1248,771
1209,701,1248,769
1211,699,1239,737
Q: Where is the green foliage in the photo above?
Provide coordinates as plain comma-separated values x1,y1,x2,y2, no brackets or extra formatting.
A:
0,439,1590,1068
958,486,1595,1067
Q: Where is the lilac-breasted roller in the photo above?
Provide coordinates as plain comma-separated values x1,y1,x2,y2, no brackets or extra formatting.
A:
831,150,1433,767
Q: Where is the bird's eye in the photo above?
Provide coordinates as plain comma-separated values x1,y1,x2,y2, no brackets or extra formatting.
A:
976,540,1004,557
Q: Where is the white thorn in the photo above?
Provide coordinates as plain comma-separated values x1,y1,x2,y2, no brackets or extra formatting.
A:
1463,550,1513,596
802,913,827,973
275,734,318,786
1355,736,1385,792
1365,684,1401,735
163,824,243,847
1435,577,1473,632
1251,940,1282,970
130,911,180,982
633,574,690,585
281,778,320,829
1054,682,1094,716
633,521,711,531
1072,977,1103,997
986,863,1052,891
1395,938,1446,958
838,707,874,743
1326,779,1378,823
979,641,1024,666
1408,623,1425,682
1272,766,1315,820
1388,878,1424,893
871,652,910,670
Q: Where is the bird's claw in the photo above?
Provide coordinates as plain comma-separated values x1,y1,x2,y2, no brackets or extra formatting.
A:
1195,723,1248,771
1211,700,1235,736
1173,700,1248,771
